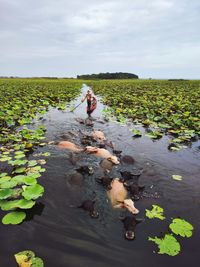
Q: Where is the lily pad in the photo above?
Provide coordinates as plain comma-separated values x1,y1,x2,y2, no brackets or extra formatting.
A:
148,234,181,256
0,198,35,210
2,211,26,225
22,184,44,200
146,205,165,220
169,218,194,237
0,188,13,200
132,129,142,137
15,250,44,267
172,175,182,181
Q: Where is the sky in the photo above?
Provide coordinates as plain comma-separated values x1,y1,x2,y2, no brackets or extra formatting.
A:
0,0,200,79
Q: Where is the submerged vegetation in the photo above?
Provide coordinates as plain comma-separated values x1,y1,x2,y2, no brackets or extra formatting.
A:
88,79,200,148
0,78,82,224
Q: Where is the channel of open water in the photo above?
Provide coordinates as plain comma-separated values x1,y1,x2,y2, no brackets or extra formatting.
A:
0,84,199,266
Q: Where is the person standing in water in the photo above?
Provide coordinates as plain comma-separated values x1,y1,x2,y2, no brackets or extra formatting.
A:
82,89,97,116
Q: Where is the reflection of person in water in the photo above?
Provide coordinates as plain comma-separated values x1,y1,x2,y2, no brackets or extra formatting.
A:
82,89,97,116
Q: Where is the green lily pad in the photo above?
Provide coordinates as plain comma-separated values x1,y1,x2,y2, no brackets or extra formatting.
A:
27,160,38,167
15,250,44,267
0,176,11,184
0,180,18,189
169,218,194,237
148,234,181,256
0,188,13,200
2,211,26,225
0,198,35,210
22,184,44,200
172,175,182,181
146,205,165,220
132,129,142,137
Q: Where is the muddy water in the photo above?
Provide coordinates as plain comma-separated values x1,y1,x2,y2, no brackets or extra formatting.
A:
0,84,199,267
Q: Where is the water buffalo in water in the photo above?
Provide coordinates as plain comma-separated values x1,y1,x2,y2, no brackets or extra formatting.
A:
57,141,83,152
107,178,139,214
96,176,113,190
121,216,143,240
85,146,120,164
92,130,106,142
79,200,99,218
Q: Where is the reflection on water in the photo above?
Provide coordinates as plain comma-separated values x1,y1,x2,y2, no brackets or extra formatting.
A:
0,84,199,267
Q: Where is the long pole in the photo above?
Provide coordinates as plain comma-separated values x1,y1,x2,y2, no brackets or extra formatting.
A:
70,102,82,112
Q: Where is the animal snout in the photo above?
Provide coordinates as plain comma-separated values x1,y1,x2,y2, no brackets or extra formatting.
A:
90,210,99,218
125,230,135,240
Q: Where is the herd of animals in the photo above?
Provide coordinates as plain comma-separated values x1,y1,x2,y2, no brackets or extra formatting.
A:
55,119,148,240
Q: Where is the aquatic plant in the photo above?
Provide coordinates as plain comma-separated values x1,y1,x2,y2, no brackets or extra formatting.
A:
88,79,200,147
145,205,165,220
0,78,82,224
172,175,182,181
2,211,26,225
14,250,44,267
148,234,181,256
169,218,194,237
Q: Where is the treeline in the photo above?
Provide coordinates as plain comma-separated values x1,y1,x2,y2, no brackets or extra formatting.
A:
77,72,139,80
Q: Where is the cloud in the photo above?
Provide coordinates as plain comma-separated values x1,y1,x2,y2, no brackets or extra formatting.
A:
0,0,199,78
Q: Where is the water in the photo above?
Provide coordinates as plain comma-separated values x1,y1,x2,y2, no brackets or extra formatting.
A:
0,84,199,267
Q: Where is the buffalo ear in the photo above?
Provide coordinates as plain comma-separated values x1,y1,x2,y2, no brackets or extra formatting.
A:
136,218,144,224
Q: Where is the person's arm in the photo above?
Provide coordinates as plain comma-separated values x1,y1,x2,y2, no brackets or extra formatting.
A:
81,95,87,102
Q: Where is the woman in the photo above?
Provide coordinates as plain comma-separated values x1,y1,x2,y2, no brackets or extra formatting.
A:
82,89,97,116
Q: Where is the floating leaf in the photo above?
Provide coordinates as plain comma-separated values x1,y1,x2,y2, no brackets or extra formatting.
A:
0,198,35,210
132,129,142,137
172,175,182,181
169,218,194,237
148,234,180,256
0,176,11,184
146,205,165,220
2,211,26,225
0,180,18,189
15,250,44,267
0,188,13,200
22,184,44,200
27,160,38,167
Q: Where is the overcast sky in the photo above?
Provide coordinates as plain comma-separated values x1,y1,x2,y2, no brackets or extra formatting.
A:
0,0,199,78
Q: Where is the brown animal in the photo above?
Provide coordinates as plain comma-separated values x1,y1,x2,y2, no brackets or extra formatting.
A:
57,141,83,152
107,178,139,214
85,146,119,164
92,130,106,141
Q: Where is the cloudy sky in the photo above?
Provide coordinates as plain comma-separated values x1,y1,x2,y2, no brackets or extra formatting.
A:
0,0,199,78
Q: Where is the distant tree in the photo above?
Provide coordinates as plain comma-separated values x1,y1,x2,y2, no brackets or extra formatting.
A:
77,72,139,80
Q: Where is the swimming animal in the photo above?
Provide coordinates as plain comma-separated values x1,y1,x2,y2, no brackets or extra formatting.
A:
85,146,120,164
57,141,83,152
79,200,99,218
107,178,139,214
121,216,143,240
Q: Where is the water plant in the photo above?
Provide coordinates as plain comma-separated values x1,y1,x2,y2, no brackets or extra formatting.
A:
14,250,44,267
148,234,181,256
145,205,165,220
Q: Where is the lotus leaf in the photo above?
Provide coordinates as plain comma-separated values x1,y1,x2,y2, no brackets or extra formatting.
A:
22,184,44,200
132,129,142,137
0,176,11,184
27,160,38,167
146,205,165,220
0,198,35,210
0,180,18,189
14,250,44,267
9,159,28,166
169,218,194,237
172,175,182,181
0,188,13,199
148,234,181,256
2,211,26,225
